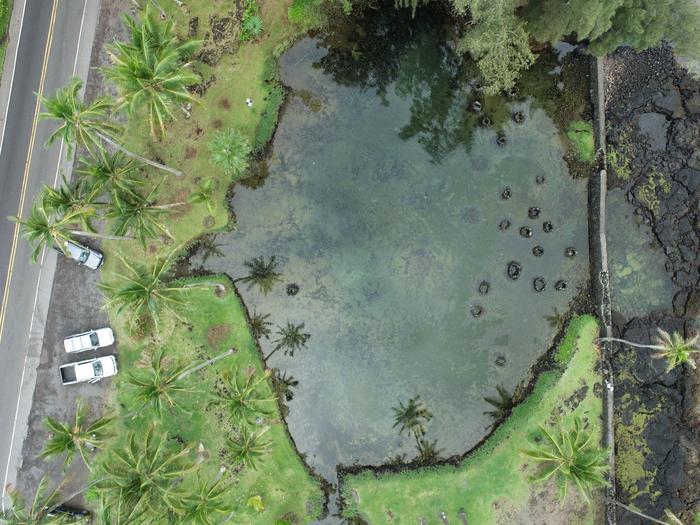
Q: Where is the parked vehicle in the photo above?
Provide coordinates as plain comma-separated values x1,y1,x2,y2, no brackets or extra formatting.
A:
46,504,91,521
63,328,114,353
60,240,104,270
60,356,118,385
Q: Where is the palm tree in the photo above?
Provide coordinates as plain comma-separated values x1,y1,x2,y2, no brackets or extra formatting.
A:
522,416,608,502
188,179,216,214
211,368,274,427
103,4,200,139
127,349,193,418
483,385,514,425
12,192,131,263
39,399,113,471
208,129,251,177
238,255,283,294
128,348,235,418
1,476,70,525
415,437,443,464
599,328,699,372
106,183,185,247
265,322,310,362
226,426,272,470
172,476,233,525
98,252,188,330
42,176,103,232
249,310,273,340
392,395,432,440
39,77,181,176
95,426,196,523
77,149,144,199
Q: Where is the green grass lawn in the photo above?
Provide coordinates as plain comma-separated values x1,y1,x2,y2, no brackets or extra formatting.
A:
91,0,327,522
566,120,595,163
340,315,603,524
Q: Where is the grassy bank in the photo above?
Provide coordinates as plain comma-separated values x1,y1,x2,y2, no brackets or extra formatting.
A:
0,0,12,73
93,0,327,522
340,315,603,524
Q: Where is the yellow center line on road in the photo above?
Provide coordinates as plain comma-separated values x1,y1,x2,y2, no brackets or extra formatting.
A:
0,0,59,345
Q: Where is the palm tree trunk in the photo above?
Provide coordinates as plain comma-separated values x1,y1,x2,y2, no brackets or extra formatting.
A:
43,477,106,516
155,201,188,209
598,337,663,350
69,229,134,241
607,499,674,525
95,131,183,178
176,348,235,381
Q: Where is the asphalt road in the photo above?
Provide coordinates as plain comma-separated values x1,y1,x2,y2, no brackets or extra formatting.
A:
0,0,99,509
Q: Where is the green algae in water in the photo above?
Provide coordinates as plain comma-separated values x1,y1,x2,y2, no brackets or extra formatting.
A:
201,22,589,479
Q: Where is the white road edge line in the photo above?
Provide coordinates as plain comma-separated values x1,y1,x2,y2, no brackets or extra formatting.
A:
1,0,90,511
0,0,28,156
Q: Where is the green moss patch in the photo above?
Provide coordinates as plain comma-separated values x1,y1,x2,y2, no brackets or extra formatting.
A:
566,120,595,163
340,315,602,524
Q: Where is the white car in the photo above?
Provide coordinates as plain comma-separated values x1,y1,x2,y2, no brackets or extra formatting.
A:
61,240,104,270
59,355,118,385
63,328,114,353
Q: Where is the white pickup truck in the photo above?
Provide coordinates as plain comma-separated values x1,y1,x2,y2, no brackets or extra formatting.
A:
63,328,114,353
60,356,118,385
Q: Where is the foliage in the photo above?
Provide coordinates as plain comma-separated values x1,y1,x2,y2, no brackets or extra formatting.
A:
39,399,113,471
98,252,189,331
1,476,71,525
288,0,328,29
197,234,224,264
208,129,251,178
395,0,431,17
455,0,535,95
95,426,196,523
637,167,671,215
415,437,442,464
240,255,283,294
226,426,273,470
188,179,216,214
0,0,11,72
566,120,594,163
77,150,143,200
241,0,264,40
271,322,310,358
608,148,631,181
651,329,699,372
171,476,233,525
522,416,608,502
38,77,119,157
247,495,265,512
210,368,274,427
392,395,432,440
126,348,194,417
103,3,201,138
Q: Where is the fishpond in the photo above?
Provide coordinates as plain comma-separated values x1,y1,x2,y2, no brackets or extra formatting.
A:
198,12,590,480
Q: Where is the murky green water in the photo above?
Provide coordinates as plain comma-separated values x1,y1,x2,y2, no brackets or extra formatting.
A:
199,14,589,479
607,188,674,317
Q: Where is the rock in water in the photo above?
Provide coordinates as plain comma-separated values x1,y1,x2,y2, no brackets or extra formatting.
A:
507,261,522,280
533,277,546,292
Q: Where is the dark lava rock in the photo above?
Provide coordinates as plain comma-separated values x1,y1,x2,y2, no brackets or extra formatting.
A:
480,116,492,127
528,207,541,219
532,245,544,257
470,305,483,318
496,134,507,147
472,100,483,113
519,226,533,238
286,283,300,296
478,281,490,295
554,279,568,291
499,219,511,230
506,261,522,280
535,175,546,185
543,221,553,233
507,87,518,98
513,111,525,123
533,277,546,292
565,247,577,257
501,187,512,200
495,355,507,367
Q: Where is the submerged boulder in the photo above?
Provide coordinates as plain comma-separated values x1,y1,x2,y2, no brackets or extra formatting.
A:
533,277,546,292
507,261,522,280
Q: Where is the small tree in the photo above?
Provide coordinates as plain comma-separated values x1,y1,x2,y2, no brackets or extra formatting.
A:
1,476,70,525
392,395,432,440
39,399,113,471
265,322,310,362
208,129,251,178
188,179,216,214
522,416,608,502
226,426,272,471
77,149,143,199
600,328,699,372
239,255,283,295
172,476,233,525
211,368,274,427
